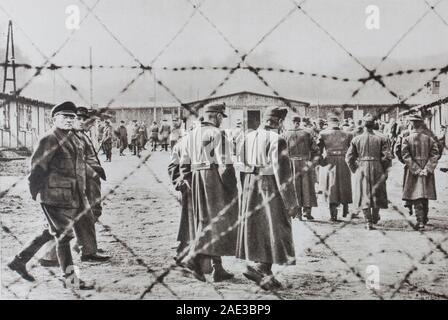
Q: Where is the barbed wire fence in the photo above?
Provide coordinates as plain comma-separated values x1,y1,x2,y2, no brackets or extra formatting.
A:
1,0,448,300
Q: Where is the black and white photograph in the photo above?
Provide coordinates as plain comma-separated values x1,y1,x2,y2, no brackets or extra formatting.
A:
0,0,448,303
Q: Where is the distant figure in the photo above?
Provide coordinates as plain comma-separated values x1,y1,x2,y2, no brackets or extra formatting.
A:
97,120,105,154
159,119,171,151
126,120,134,153
101,120,113,162
149,121,159,151
170,118,182,151
136,122,147,156
115,120,128,156
130,120,139,156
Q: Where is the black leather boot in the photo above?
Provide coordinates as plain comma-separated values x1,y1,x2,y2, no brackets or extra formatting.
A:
212,257,234,282
8,256,35,282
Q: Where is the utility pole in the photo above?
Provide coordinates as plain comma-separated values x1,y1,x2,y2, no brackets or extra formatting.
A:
2,20,17,94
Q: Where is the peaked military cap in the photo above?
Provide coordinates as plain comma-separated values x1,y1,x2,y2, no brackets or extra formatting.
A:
264,106,287,119
292,115,301,123
278,107,288,120
76,106,90,119
204,103,227,118
51,101,77,117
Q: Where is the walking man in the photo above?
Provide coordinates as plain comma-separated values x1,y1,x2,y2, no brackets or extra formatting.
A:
346,114,393,230
318,114,353,221
8,102,96,289
283,115,320,220
237,106,299,290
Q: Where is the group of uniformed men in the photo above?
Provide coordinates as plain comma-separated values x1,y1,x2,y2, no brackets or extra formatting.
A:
6,100,442,292
8,101,110,290
169,103,442,290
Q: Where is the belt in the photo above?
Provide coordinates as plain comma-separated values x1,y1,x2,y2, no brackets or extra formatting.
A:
358,156,380,161
290,156,309,161
191,163,232,171
242,165,274,176
327,150,346,156
414,157,428,161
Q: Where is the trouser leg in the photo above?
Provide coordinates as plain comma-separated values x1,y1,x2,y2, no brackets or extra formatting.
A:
329,203,338,220
16,229,54,263
414,199,425,225
372,208,381,224
87,177,102,221
41,204,76,275
303,207,314,220
73,210,97,257
56,233,74,275
342,204,349,217
422,199,429,224
362,208,373,225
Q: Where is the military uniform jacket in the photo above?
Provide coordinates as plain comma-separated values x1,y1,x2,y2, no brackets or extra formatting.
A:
346,129,392,209
29,127,89,209
318,127,353,204
401,128,439,200
283,128,320,207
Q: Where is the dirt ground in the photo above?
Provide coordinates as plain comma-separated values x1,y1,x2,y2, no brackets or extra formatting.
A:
1,148,447,300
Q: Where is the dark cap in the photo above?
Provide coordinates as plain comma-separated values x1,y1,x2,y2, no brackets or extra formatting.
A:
292,115,301,123
204,103,227,118
264,106,286,119
277,108,288,120
51,101,77,117
76,106,89,119
407,114,423,122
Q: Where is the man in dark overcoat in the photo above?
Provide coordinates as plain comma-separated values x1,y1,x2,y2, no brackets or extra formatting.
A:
346,114,393,230
283,115,320,220
400,115,439,230
318,114,353,221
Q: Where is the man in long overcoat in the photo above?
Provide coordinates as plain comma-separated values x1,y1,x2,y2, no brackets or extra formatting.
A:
159,119,171,152
283,115,320,220
168,123,196,259
318,115,353,221
180,103,238,283
149,121,159,151
115,120,128,156
346,114,393,230
236,106,299,291
7,102,96,289
400,115,439,230
101,120,113,162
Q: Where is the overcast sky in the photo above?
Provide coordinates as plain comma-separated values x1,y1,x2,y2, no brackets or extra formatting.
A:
1,0,448,106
